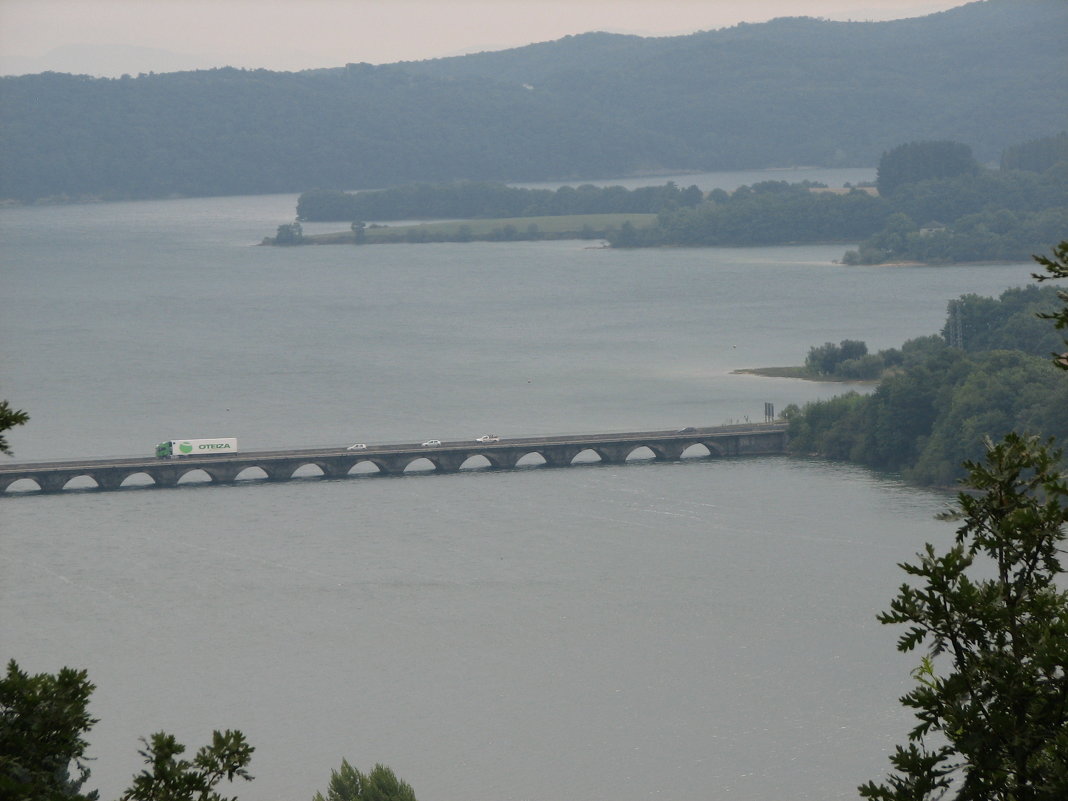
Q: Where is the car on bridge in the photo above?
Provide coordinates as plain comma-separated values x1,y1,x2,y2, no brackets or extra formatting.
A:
475,434,500,442
347,443,367,450
421,439,442,447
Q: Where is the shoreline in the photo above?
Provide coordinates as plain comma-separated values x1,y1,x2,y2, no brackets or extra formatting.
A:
731,366,879,384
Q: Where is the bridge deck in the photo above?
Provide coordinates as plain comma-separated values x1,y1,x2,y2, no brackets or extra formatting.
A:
0,422,789,494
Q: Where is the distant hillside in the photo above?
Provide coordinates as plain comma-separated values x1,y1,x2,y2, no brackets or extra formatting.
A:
1,0,1065,202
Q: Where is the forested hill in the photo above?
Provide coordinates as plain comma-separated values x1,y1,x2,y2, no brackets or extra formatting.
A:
2,0,1066,203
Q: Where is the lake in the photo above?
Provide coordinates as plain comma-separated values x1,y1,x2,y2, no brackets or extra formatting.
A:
0,169,1041,800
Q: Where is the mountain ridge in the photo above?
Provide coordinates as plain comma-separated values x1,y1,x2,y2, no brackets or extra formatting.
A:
1,0,1064,202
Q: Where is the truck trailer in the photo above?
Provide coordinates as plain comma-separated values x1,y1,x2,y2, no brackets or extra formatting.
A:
155,438,238,458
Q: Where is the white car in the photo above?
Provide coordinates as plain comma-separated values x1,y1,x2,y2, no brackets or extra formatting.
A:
347,443,367,450
421,439,442,447
475,434,500,443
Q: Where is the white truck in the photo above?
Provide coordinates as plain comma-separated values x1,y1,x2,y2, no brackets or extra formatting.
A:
155,438,238,458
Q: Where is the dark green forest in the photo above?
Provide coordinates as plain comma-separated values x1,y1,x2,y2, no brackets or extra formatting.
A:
1,0,1065,203
603,137,1067,260
782,284,1068,485
296,181,704,222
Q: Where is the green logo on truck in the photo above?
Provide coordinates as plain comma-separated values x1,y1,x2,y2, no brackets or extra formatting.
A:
179,441,193,454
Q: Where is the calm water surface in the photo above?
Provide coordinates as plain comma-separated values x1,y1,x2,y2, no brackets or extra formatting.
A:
0,174,1039,800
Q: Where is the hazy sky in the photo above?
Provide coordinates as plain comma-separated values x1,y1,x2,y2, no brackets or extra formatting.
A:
1,0,971,77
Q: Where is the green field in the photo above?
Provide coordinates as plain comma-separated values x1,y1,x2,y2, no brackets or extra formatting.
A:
301,213,657,245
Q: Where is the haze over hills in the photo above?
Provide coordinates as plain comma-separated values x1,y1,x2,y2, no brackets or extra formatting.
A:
0,0,1064,203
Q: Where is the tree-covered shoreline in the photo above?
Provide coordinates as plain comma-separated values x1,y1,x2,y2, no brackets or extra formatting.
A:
609,138,1067,261
779,282,1068,486
271,135,1068,264
295,181,704,222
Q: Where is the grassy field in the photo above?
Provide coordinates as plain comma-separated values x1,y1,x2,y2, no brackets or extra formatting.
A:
301,213,657,244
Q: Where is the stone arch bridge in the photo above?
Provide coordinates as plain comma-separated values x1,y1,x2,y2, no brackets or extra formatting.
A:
0,423,788,495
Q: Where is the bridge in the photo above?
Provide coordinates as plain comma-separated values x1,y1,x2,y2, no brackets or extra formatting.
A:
0,423,789,494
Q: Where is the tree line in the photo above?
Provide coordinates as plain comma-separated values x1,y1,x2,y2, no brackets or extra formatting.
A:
296,181,703,222
841,134,1068,264
607,137,1067,263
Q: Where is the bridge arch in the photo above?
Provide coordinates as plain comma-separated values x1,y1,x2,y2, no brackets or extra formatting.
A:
346,460,382,476
176,468,215,485
459,454,494,470
573,448,606,464
119,471,157,488
289,462,327,479
514,451,547,467
625,446,657,461
403,457,439,473
4,477,43,493
234,466,268,481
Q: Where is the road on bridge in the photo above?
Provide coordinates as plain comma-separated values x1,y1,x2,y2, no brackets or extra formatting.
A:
0,423,787,473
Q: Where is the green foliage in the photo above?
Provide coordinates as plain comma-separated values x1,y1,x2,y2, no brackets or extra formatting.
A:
296,181,700,223
942,285,1064,356
0,660,98,801
641,161,1063,256
292,213,655,246
1001,131,1068,172
785,282,1068,484
0,399,29,456
859,433,1068,800
842,164,1068,265
876,140,979,197
805,339,869,376
1,659,254,801
273,222,303,245
312,760,417,801
1032,239,1068,367
633,184,888,247
120,729,254,801
844,206,1068,266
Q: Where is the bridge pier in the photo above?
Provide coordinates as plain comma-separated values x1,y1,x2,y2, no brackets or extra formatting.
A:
201,464,244,484
37,473,73,493
433,453,468,473
592,445,631,465
647,442,686,461
93,472,127,491
540,445,584,467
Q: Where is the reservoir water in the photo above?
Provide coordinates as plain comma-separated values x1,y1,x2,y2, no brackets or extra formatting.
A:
0,170,1042,800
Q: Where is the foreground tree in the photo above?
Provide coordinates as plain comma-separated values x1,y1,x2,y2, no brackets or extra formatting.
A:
1033,239,1068,366
120,730,254,801
860,434,1068,800
312,760,417,801
861,241,1068,799
1,659,253,801
0,399,29,456
0,660,98,801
